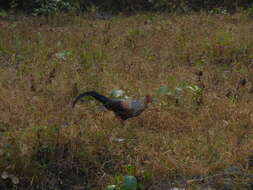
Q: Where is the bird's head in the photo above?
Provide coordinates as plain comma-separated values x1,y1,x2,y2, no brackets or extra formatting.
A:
145,95,153,104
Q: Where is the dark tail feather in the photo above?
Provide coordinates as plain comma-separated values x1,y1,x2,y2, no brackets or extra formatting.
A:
72,91,111,108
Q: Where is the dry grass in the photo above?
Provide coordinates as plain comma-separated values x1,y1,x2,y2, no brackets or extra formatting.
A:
0,12,253,189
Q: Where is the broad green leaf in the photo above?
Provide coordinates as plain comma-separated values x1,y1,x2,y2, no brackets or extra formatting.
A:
106,185,117,190
122,176,137,190
156,86,169,95
111,89,124,98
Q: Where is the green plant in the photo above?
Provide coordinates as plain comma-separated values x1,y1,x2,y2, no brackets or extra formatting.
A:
0,9,8,18
32,0,74,16
209,7,229,15
106,176,138,190
156,83,204,107
246,4,253,16
185,84,204,106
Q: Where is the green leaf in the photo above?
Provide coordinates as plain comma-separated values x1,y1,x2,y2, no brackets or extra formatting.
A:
111,89,124,98
122,176,137,190
156,86,169,95
106,185,117,190
186,85,201,92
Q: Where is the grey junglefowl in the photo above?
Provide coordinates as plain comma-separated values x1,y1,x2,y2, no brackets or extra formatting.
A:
72,91,152,121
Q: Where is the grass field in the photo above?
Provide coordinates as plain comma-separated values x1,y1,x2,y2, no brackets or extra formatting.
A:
0,12,253,189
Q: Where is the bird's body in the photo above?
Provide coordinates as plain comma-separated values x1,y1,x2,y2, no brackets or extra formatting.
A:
72,91,152,121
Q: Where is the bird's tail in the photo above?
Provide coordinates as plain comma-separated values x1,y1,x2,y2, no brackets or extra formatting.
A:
72,91,111,108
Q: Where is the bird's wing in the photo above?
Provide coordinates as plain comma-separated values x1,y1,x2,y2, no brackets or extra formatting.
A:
127,99,146,115
107,99,144,112
103,99,129,111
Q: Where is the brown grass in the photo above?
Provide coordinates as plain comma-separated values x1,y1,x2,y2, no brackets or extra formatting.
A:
0,12,253,189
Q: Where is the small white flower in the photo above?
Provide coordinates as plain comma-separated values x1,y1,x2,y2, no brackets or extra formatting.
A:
1,171,9,179
11,176,20,184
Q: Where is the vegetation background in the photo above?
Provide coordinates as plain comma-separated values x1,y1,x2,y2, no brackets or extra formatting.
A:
1,0,253,14
0,0,253,190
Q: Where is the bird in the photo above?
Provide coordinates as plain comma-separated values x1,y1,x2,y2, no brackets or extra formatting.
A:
72,91,152,122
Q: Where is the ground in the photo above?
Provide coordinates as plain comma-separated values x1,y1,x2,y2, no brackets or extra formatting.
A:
0,12,253,189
